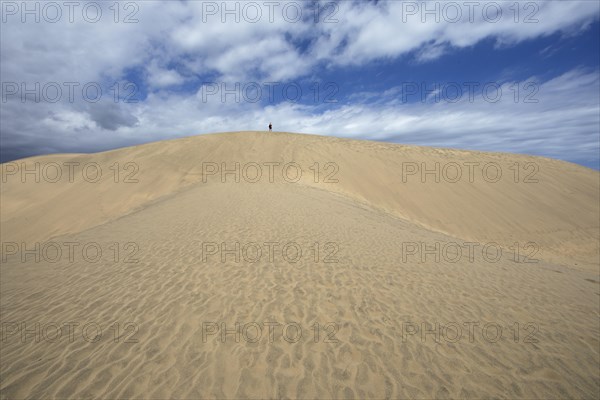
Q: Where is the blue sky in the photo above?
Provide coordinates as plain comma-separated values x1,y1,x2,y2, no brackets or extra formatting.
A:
1,0,599,168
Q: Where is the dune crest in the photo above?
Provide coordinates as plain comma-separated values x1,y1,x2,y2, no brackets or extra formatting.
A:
2,131,598,270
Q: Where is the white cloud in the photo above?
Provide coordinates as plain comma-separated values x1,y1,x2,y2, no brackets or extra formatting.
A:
3,1,597,85
312,0,600,66
146,61,187,88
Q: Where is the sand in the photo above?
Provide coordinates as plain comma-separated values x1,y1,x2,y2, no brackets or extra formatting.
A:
1,131,599,399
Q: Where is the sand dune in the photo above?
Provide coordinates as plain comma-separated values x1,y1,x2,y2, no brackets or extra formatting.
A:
1,131,599,399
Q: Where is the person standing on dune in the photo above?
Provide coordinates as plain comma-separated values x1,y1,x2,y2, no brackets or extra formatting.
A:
269,123,272,132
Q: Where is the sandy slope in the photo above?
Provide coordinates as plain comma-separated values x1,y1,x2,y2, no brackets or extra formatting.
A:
1,131,599,399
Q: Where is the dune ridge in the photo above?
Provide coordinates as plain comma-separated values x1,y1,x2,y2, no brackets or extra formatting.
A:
2,131,598,270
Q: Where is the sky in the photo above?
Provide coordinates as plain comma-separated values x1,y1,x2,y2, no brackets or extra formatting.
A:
1,0,599,169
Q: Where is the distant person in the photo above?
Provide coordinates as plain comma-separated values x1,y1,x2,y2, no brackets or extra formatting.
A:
269,123,272,132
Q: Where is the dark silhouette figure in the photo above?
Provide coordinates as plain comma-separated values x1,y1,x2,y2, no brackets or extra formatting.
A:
269,123,272,132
